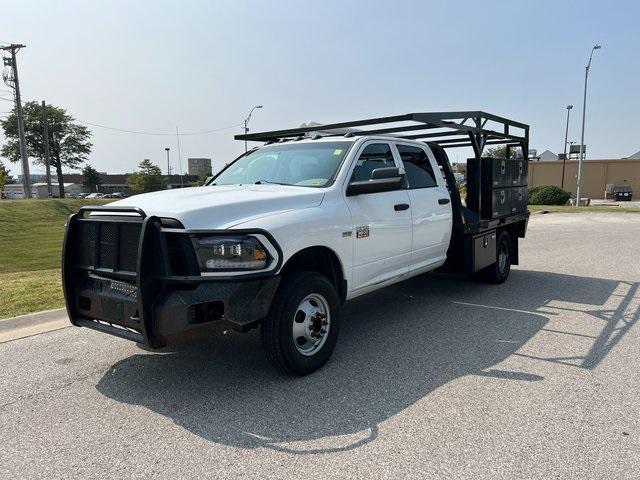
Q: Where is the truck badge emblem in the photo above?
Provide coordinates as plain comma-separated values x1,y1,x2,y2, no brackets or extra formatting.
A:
356,226,369,239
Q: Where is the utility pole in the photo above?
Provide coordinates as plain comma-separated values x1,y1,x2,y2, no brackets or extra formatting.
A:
576,44,601,205
175,127,184,187
561,105,573,190
1,44,31,198
42,101,53,197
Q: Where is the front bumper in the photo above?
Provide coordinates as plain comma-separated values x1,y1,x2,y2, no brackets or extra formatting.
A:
62,206,280,347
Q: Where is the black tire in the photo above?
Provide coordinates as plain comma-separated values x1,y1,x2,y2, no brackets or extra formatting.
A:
261,271,340,376
480,231,512,284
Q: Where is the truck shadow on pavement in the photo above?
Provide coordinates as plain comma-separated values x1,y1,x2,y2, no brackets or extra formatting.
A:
96,269,639,454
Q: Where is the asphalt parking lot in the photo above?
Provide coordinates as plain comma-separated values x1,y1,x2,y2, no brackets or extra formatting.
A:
1,212,639,479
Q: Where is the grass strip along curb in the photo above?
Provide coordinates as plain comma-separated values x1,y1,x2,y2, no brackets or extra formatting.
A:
0,199,111,319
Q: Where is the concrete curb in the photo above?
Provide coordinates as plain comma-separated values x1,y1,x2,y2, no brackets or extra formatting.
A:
0,308,70,343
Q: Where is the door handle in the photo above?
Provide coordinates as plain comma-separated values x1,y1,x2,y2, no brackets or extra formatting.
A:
394,203,410,211
438,198,450,205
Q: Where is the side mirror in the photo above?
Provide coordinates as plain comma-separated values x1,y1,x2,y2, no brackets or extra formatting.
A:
347,167,405,196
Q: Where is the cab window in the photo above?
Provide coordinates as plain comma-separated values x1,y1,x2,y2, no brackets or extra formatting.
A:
397,144,438,188
350,143,395,182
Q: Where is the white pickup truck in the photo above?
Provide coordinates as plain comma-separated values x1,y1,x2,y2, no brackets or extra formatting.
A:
62,112,530,375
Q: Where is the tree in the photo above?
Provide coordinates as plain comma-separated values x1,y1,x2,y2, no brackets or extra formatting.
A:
82,165,103,192
127,159,167,193
0,161,12,196
484,145,519,159
0,101,93,198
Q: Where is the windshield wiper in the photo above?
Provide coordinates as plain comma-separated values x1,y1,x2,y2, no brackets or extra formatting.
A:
254,180,291,185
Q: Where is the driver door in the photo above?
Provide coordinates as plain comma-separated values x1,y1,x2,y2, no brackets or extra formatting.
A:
343,142,412,294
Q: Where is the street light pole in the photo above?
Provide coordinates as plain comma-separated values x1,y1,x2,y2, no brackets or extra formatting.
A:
165,147,170,175
243,105,263,152
576,44,601,205
561,105,573,189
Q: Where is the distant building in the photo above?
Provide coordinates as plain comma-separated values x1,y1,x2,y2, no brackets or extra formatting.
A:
538,150,558,161
3,182,82,199
188,158,212,177
17,174,49,183
625,150,640,159
61,173,200,194
528,157,640,199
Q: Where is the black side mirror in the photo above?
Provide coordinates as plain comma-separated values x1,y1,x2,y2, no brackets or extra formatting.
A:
347,167,405,196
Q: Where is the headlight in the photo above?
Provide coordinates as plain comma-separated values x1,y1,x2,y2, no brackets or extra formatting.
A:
191,235,270,272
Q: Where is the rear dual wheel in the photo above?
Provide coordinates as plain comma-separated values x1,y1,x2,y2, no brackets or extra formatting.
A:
261,272,340,376
480,231,512,284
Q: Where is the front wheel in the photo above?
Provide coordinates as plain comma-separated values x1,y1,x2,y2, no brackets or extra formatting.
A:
261,272,340,375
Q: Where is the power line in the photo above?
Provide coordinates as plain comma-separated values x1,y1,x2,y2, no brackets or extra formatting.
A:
75,119,243,136
0,98,243,136
1,89,244,137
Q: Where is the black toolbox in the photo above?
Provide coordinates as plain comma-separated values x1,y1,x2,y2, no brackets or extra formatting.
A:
464,230,497,273
511,186,528,213
511,158,528,186
467,157,512,189
487,188,512,218
467,157,528,219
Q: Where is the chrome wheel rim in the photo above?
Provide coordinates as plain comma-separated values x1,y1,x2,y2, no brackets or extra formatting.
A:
292,293,330,356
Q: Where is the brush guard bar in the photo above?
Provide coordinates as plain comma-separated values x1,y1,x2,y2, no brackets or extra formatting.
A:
62,206,280,347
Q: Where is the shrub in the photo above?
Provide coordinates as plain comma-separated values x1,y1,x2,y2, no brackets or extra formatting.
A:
458,184,467,202
528,185,571,205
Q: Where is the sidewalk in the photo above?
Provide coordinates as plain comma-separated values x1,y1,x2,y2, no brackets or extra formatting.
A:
0,308,70,343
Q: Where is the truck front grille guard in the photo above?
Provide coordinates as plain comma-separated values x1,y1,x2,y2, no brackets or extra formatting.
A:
62,206,166,347
62,205,284,347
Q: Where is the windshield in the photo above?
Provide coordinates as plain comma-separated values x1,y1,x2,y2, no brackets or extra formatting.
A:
213,141,353,188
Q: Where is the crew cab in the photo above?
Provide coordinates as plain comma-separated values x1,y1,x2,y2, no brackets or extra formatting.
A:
62,112,530,375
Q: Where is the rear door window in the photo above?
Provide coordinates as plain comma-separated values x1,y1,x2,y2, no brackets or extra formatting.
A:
396,144,438,188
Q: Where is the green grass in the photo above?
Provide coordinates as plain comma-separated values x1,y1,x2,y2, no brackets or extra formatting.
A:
0,198,111,273
0,269,64,318
0,199,111,319
528,205,640,213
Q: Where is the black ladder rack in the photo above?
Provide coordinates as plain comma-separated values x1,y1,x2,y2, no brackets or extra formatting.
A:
234,111,529,158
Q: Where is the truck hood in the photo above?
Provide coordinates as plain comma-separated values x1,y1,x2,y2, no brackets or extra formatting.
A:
110,184,325,229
